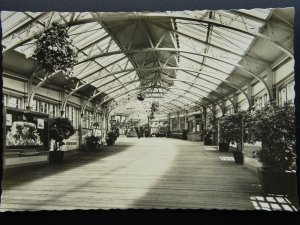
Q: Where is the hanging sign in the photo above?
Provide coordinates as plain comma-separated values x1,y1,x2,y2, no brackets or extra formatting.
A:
110,120,116,125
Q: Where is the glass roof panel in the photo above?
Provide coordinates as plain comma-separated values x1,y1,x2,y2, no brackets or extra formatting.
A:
2,12,32,36
1,9,276,114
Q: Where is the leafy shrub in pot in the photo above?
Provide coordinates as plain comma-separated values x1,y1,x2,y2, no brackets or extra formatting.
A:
251,104,296,171
84,135,101,151
203,130,212,145
250,103,296,195
49,117,75,163
106,131,117,146
182,129,188,140
218,111,248,144
49,117,75,152
218,111,250,163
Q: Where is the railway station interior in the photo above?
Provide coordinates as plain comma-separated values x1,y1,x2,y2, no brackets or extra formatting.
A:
1,8,298,211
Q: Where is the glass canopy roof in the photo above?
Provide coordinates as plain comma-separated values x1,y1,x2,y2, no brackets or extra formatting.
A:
1,9,292,118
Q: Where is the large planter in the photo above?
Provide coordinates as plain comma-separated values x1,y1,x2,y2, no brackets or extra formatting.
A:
106,136,116,146
204,139,212,145
182,130,188,140
233,151,244,164
87,142,97,151
49,151,64,163
257,168,297,196
218,142,229,152
106,139,115,146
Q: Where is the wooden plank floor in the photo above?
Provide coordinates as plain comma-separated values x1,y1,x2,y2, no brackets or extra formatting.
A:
0,137,273,210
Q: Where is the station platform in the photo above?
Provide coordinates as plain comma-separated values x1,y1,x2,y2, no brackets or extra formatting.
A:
1,137,298,211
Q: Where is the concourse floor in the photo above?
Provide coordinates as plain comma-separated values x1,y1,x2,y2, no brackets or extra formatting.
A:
1,137,297,211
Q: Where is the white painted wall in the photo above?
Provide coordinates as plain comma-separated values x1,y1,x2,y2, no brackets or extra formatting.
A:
3,77,25,93
274,59,294,84
36,86,60,100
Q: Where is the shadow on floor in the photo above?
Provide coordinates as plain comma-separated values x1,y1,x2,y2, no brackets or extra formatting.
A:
1,143,133,188
130,144,264,210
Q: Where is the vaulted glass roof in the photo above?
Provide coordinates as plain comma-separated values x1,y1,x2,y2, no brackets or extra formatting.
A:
1,8,294,118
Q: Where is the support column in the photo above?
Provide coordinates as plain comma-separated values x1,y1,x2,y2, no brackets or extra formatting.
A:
266,67,276,104
26,66,41,109
78,96,84,148
177,112,180,131
26,75,33,109
105,109,110,132
98,106,102,138
212,104,218,144
184,111,188,130
232,93,238,113
148,115,150,135
168,114,172,132
247,83,254,110
60,90,66,117
202,106,207,130
221,100,226,116
92,101,97,124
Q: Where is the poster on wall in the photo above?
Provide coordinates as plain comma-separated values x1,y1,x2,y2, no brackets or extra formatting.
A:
6,113,12,126
37,118,44,129
95,129,102,137
5,108,49,151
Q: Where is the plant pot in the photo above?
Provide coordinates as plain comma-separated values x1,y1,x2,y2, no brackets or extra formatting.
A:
182,130,188,140
204,139,212,145
257,168,297,196
218,142,229,152
106,138,115,146
49,151,64,163
87,142,97,151
233,151,244,164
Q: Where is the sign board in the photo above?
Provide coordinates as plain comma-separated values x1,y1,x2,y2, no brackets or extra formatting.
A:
110,119,116,125
95,129,102,137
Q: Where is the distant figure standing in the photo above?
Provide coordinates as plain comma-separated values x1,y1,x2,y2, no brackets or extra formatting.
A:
135,127,140,139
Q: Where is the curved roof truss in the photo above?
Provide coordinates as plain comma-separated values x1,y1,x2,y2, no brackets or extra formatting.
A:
1,9,294,118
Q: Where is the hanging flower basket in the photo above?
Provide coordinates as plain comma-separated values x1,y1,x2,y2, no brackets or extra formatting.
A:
151,102,159,112
150,111,155,119
32,22,78,74
137,93,145,101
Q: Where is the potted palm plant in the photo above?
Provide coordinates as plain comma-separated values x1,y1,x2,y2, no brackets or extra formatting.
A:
49,117,75,163
203,130,213,145
106,130,117,146
218,111,248,164
84,135,100,151
251,103,296,195
218,118,229,152
182,129,188,140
